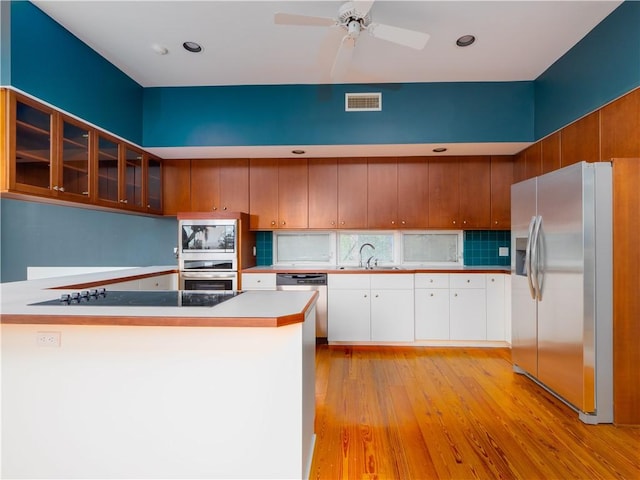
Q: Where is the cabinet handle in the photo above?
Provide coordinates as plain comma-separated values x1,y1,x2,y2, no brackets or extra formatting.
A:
119,199,128,204
340,221,345,225
491,278,495,282
223,207,228,210
391,221,395,225
270,220,276,226
330,221,336,226
213,206,218,210
59,187,65,192
452,220,456,224
430,293,434,297
401,220,406,225
495,221,499,225
429,279,433,283
467,279,471,283
375,294,379,298
364,294,368,298
281,221,286,226
463,220,467,225
454,293,458,297
82,191,89,196
257,280,262,283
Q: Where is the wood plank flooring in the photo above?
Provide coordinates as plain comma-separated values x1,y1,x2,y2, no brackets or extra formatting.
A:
310,346,640,479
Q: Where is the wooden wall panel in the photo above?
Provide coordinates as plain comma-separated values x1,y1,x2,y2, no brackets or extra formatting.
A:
541,132,561,174
601,88,640,161
489,155,513,229
561,111,600,166
525,142,542,179
612,157,640,425
512,151,526,183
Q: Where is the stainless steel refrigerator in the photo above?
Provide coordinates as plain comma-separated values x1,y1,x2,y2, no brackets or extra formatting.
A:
511,161,613,424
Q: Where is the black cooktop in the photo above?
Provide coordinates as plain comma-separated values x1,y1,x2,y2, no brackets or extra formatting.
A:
30,289,242,307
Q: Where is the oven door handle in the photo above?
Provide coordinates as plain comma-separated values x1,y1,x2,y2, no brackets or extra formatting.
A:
180,271,237,279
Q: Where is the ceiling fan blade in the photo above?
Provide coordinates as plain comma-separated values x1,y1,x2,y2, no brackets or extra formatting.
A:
352,0,375,17
330,35,356,82
367,22,430,50
274,12,336,27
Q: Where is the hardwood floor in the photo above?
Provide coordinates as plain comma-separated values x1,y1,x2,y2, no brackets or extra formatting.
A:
310,346,640,479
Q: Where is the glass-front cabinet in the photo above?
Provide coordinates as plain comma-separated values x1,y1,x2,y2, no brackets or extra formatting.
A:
58,116,90,199
3,90,163,214
12,95,54,194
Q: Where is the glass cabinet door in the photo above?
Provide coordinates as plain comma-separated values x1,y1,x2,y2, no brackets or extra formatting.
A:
146,156,162,211
14,99,53,191
59,118,89,197
124,147,143,208
97,135,120,204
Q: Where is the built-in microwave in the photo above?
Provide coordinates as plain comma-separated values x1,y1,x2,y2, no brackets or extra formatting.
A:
179,219,237,254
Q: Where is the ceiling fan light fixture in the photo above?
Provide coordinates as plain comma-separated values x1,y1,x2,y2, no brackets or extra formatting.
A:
456,35,476,47
183,41,203,53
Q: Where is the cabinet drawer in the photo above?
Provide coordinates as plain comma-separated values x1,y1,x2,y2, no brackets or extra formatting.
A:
370,273,414,290
328,274,370,290
241,273,276,289
450,274,486,289
414,274,449,289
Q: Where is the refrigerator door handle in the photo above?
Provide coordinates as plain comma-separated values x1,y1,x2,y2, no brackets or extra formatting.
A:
531,215,543,300
525,216,537,299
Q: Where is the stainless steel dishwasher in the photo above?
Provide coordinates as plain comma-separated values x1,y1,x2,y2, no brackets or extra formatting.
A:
276,273,328,341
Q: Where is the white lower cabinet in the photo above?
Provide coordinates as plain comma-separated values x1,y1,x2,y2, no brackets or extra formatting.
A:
328,274,414,342
415,274,450,340
241,273,276,290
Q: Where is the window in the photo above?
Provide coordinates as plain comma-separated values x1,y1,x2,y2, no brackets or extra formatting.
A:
274,232,334,264
402,232,462,264
337,233,394,265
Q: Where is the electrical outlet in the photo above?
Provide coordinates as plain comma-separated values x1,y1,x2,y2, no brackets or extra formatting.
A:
498,247,509,257
36,331,61,347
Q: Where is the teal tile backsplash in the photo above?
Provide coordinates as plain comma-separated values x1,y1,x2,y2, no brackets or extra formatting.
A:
255,231,273,266
463,230,511,266
255,230,511,267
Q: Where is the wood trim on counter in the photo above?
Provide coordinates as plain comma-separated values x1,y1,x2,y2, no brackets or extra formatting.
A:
0,313,305,328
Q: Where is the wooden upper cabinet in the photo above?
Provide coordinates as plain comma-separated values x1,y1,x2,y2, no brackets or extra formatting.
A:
459,156,491,229
278,158,308,229
145,154,163,213
309,158,338,229
367,157,398,228
249,158,308,229
337,158,368,229
397,157,429,228
249,158,279,229
191,159,249,213
219,159,249,213
428,157,459,229
561,110,600,166
541,132,561,174
524,142,542,179
601,88,640,161
162,159,191,215
489,156,513,229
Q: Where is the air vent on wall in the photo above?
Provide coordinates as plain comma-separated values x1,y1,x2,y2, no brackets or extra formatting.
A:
345,93,382,112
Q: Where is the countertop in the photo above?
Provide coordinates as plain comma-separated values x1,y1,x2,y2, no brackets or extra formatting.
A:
0,266,317,328
243,265,511,274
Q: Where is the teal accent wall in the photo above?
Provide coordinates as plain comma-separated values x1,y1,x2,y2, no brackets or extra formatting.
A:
255,232,274,266
0,1,10,85
8,1,143,143
535,1,640,138
0,199,178,283
463,230,511,267
143,82,534,147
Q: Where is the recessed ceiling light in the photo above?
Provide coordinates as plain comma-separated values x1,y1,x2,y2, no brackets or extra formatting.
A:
433,147,448,153
456,35,476,47
183,41,202,53
291,149,306,155
152,43,169,55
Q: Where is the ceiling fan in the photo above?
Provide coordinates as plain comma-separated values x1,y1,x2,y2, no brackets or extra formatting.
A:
274,1,430,81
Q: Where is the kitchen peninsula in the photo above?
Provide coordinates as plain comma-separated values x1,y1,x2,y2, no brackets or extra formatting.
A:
1,267,317,479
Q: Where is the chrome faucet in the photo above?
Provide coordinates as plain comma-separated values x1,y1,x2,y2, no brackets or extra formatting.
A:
358,243,375,268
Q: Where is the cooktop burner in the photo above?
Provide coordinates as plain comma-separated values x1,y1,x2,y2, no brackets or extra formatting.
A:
30,289,242,307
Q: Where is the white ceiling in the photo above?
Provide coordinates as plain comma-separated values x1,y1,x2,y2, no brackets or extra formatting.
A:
31,0,622,158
